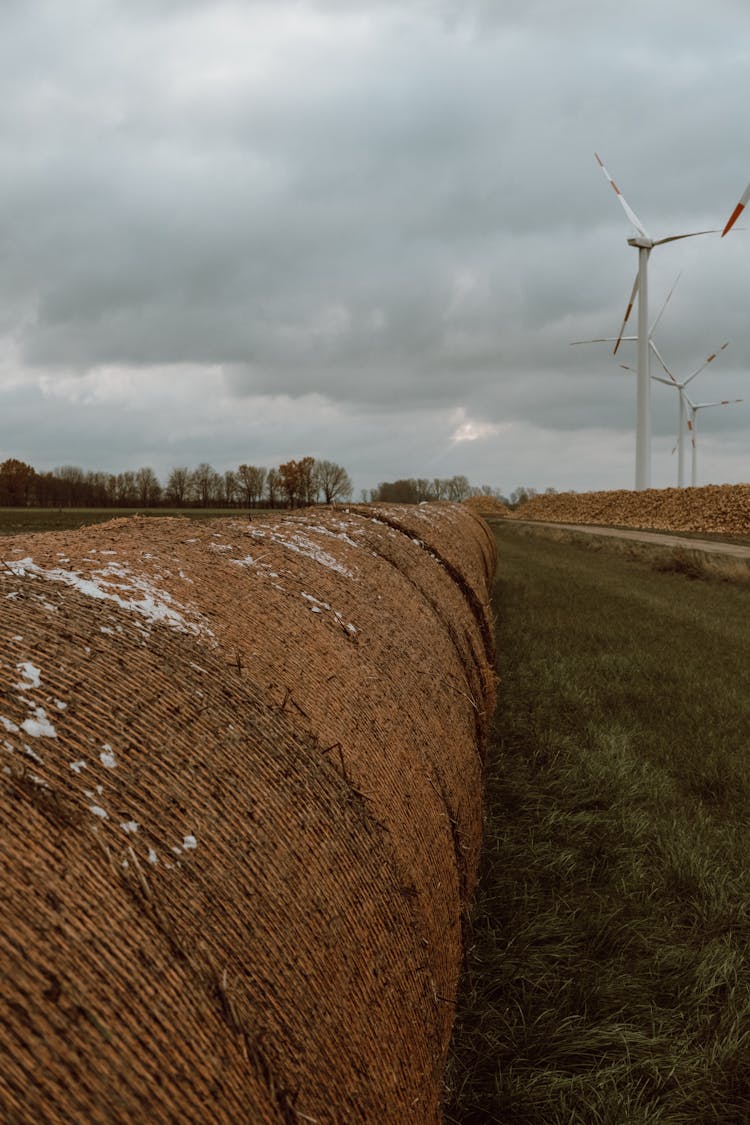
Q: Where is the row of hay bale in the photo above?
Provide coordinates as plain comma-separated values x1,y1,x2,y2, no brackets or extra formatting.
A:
0,502,496,1124
513,484,750,536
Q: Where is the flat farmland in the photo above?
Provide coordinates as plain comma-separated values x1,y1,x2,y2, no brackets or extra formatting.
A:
0,507,282,535
447,520,750,1123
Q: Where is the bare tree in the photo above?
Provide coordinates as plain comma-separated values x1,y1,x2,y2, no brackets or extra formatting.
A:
222,469,238,507
165,467,190,506
509,486,538,508
84,470,110,506
447,475,471,502
55,465,86,507
298,456,318,506
189,463,222,507
115,471,137,506
374,479,419,503
266,467,282,508
314,460,353,504
135,467,162,507
237,464,267,508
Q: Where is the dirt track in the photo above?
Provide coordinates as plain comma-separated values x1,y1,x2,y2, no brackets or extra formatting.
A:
504,519,750,581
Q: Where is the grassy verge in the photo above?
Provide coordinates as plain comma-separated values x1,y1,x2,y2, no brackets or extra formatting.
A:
0,507,284,536
510,516,750,549
445,523,750,1123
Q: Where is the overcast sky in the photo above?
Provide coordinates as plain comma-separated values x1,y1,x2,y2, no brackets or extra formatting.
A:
2,0,750,497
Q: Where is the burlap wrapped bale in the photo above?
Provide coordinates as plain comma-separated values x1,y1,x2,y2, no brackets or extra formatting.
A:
0,502,496,1123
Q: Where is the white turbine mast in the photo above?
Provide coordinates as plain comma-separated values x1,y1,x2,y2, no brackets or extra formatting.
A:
594,154,717,490
684,392,743,487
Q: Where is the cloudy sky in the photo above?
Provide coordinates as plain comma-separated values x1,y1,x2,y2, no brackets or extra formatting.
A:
2,0,750,497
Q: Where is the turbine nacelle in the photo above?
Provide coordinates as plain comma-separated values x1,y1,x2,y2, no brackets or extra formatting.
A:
627,237,654,250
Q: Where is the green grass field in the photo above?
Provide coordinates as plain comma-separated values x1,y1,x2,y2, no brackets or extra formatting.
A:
0,507,282,536
446,522,750,1123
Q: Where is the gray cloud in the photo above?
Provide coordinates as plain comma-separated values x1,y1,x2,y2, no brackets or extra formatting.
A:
1,0,749,493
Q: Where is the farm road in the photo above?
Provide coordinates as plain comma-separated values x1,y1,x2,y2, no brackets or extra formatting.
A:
503,519,750,581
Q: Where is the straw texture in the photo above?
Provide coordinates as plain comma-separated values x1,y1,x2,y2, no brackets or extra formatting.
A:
0,502,495,1123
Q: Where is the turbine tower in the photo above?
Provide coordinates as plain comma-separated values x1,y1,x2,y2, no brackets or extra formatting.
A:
594,154,716,490
620,341,730,488
685,392,743,487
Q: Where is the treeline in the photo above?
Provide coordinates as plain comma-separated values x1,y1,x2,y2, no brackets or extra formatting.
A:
0,457,353,509
366,480,559,508
367,476,507,504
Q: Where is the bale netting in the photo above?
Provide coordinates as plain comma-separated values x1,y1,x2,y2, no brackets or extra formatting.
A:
0,502,496,1123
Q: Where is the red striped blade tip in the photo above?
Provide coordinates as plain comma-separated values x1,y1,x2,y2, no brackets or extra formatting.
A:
719,201,746,236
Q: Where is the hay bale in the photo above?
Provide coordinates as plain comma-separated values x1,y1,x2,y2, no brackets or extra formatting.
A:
0,502,496,1123
513,484,750,536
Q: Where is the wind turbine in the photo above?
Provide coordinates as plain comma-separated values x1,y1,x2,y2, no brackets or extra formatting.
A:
594,154,717,490
684,392,743,487
619,340,730,488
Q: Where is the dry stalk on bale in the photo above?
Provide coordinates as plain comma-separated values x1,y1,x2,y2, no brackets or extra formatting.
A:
0,502,496,1124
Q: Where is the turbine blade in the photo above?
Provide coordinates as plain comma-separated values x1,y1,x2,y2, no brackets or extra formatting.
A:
722,183,750,236
684,341,730,386
649,340,677,383
570,336,637,345
698,398,744,408
649,272,681,335
595,153,651,239
653,230,718,245
571,338,618,345
613,271,640,355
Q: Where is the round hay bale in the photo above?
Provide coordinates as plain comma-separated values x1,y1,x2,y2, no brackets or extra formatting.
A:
0,502,496,1123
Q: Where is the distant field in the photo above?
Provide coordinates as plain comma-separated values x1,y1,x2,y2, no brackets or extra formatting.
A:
447,522,750,1123
0,508,284,536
